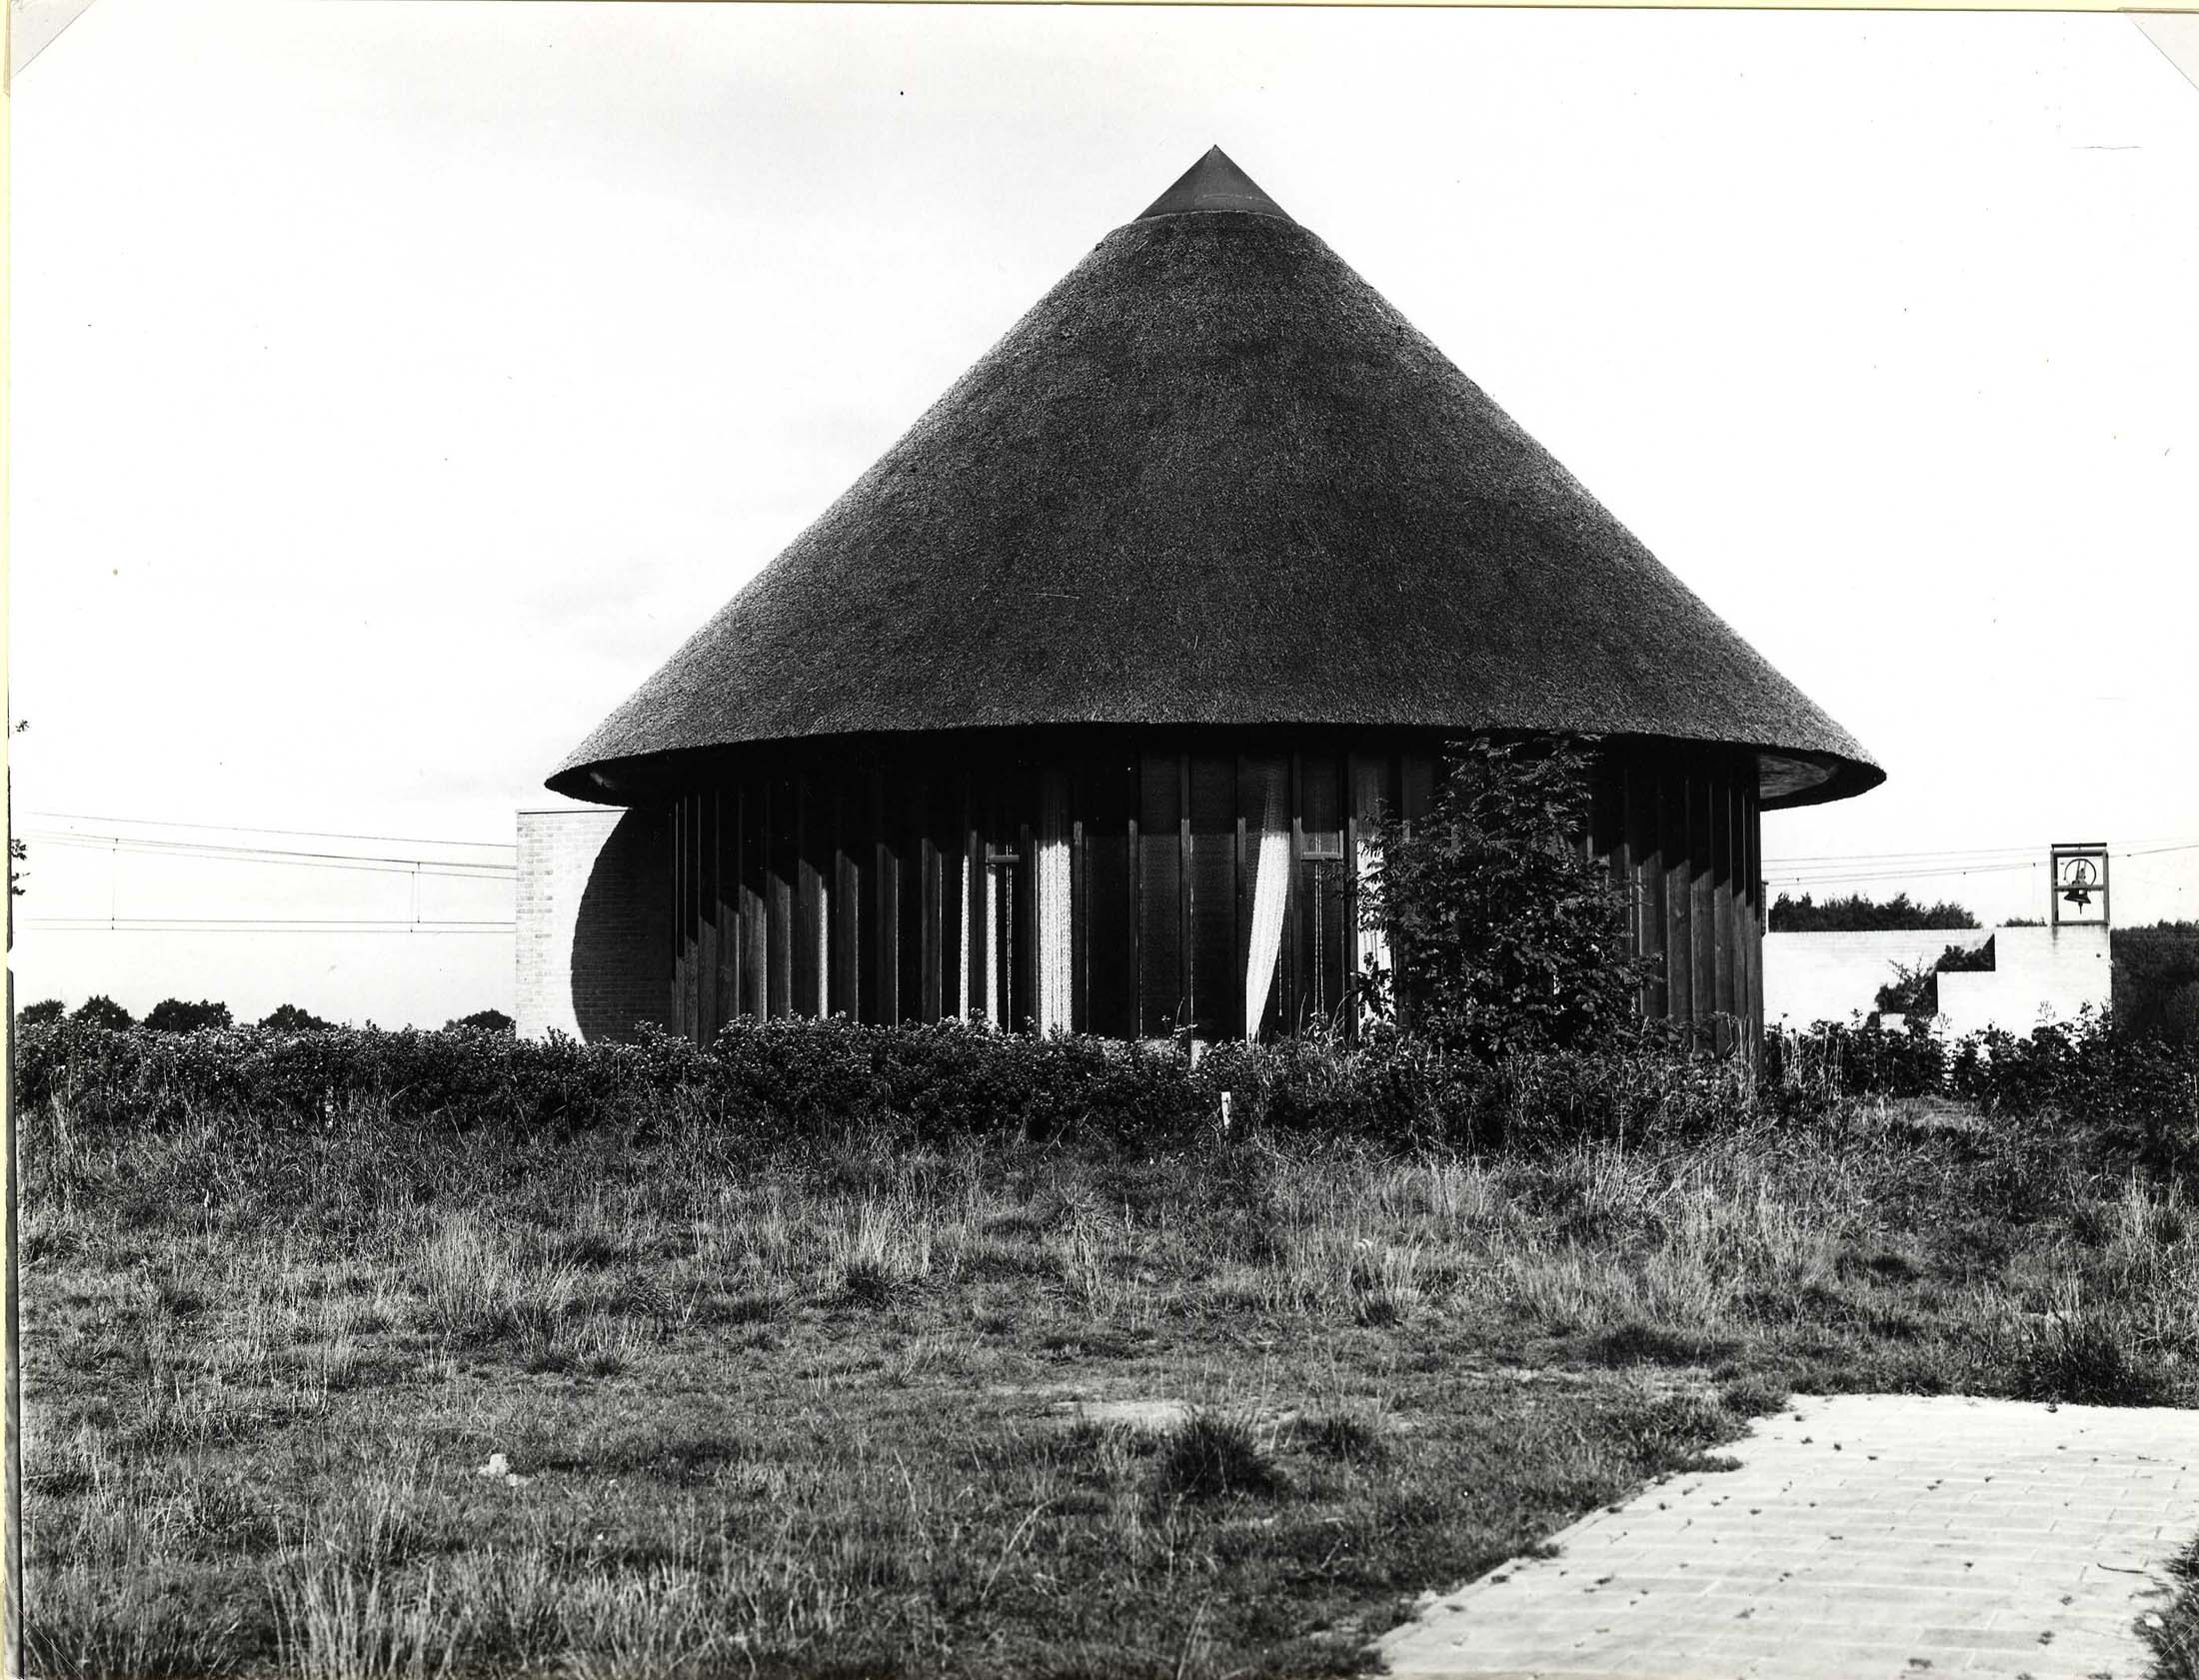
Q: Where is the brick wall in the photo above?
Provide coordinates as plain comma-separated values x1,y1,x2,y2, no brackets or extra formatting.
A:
1763,924,2111,1036
514,807,671,1042
1762,928,1995,1029
1937,924,2110,1038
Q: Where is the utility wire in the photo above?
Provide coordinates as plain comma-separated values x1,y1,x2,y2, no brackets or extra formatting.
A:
23,832,516,878
25,916,517,927
1762,837,2199,867
18,811,516,849
1765,840,2199,893
23,923,515,935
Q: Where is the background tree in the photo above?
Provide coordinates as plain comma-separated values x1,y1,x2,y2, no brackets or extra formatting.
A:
2113,921,2199,1045
17,998,64,1025
258,1003,334,1032
1770,891,1978,932
143,998,234,1032
1872,939,1996,1020
446,1009,515,1034
1359,736,1644,1060
72,995,134,1029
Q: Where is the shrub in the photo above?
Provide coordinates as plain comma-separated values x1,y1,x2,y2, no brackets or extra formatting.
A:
18,998,65,1025
259,1004,335,1032
2143,1533,2199,1680
1872,938,1995,1020
447,1009,516,1034
1774,1011,2198,1181
143,999,234,1033
1764,1016,1948,1099
72,995,134,1029
1151,1411,1286,1500
1872,959,1938,1022
2114,922,2199,1045
1769,892,1978,932
2008,1305,2177,1407
12,1008,1809,1157
1360,736,1644,1061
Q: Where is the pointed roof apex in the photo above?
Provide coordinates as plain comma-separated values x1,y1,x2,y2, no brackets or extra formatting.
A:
1136,146,1293,224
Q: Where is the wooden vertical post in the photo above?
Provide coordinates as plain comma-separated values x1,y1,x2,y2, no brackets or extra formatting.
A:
1070,763,1090,1034
920,781,944,1025
1233,752,1249,1042
1126,756,1143,1037
1177,753,1191,1035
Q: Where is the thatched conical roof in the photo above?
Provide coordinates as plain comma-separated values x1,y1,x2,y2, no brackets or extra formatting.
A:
551,148,1880,809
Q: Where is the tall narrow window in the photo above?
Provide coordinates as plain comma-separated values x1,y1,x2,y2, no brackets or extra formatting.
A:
957,842,974,1023
1035,769,1072,1035
1297,753,1345,1032
1350,756,1392,1022
986,849,1019,1027
1300,836,1344,1028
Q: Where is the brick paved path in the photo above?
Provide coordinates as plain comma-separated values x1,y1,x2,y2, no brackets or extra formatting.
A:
1380,1393,2199,1680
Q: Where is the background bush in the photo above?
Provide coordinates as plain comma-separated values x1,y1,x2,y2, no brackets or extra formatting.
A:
70,995,133,1029
1872,938,1995,1020
1769,891,1979,932
2114,922,2199,1045
142,998,235,1033
257,1003,334,1032
1360,736,1644,1060
11,1010,1802,1161
1773,1012,2197,1180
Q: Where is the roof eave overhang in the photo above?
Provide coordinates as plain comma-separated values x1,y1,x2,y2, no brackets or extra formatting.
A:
547,727,1884,813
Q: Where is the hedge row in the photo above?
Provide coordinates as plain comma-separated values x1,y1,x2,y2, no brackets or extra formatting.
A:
14,1011,2191,1169
1768,1013,2199,1175
12,1015,1777,1153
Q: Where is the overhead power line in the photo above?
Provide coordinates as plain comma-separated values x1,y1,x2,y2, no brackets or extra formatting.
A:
1762,837,2199,868
18,810,516,850
22,831,516,879
25,919,515,934
1764,840,2199,891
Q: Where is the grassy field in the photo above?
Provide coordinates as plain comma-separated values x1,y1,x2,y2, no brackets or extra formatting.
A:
15,1087,2198,1678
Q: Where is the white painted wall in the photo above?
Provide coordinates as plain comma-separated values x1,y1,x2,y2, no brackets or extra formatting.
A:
1764,924,2111,1036
1763,928,1994,1029
514,807,670,1043
1937,924,2110,1038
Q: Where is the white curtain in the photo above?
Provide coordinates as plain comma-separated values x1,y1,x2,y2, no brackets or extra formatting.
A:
1243,763,1290,1039
816,880,831,1016
1035,770,1073,1035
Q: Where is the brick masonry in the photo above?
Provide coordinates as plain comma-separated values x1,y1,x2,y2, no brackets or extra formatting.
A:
514,807,671,1042
1378,1392,2199,1680
1763,930,1995,1029
1764,927,2109,1036
1937,927,2112,1040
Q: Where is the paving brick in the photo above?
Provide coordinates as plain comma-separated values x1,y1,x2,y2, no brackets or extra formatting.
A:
1378,1395,2199,1680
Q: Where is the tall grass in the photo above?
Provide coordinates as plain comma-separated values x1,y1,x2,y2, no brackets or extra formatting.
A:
14,1017,2198,1678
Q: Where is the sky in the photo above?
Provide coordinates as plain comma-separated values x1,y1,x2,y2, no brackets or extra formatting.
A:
9,1,2197,1026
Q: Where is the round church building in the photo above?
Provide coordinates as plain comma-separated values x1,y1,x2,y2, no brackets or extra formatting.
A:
528,149,1882,1050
